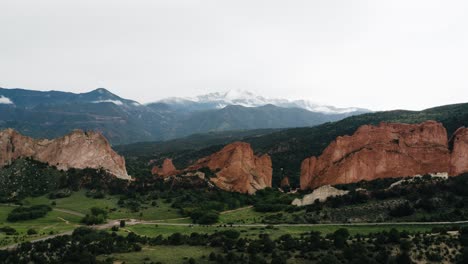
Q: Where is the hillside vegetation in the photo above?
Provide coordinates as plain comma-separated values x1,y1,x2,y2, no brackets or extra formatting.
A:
118,102,468,186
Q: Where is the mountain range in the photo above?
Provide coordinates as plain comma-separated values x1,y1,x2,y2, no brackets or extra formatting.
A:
151,89,368,114
0,87,369,144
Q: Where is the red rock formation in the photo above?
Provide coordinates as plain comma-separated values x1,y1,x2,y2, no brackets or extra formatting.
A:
0,128,131,180
450,127,468,176
300,157,318,190
187,142,272,194
280,176,290,188
300,121,452,189
151,158,178,177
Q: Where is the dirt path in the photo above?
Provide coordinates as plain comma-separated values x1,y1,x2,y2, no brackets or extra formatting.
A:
53,208,85,217
220,206,253,214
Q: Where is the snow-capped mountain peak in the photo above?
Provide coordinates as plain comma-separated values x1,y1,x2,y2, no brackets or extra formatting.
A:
153,89,370,114
195,89,266,105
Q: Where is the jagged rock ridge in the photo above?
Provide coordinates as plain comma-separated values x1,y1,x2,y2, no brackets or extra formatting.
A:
0,129,131,180
153,142,272,194
300,121,468,190
151,158,178,177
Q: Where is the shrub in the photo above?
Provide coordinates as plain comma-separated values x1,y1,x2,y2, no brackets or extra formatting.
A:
81,207,108,225
7,205,52,222
0,226,17,235
48,188,72,199
197,211,219,225
27,228,37,235
190,209,219,225
254,203,286,212
389,202,414,217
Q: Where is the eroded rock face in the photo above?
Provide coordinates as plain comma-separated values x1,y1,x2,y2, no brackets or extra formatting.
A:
151,158,178,177
187,142,272,194
450,127,468,176
300,121,452,189
0,129,131,180
280,176,290,188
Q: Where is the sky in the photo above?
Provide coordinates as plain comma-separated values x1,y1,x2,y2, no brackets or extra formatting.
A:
1,0,468,111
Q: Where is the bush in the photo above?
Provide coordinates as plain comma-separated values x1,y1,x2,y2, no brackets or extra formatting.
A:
0,226,17,235
389,202,414,217
7,205,52,222
218,230,240,239
190,209,219,225
254,203,286,212
27,228,37,235
81,207,108,225
86,190,106,199
81,214,106,225
197,211,219,225
48,188,72,199
90,207,108,217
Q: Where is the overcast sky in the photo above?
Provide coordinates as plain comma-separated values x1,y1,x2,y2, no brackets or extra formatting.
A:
1,0,467,110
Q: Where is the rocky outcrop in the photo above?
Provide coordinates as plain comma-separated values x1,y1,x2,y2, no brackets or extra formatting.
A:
292,185,349,206
450,127,468,176
280,177,290,189
0,129,131,180
300,121,454,189
186,142,272,194
151,158,178,177
388,172,448,189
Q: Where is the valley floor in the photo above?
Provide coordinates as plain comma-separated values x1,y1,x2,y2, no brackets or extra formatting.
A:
3,178,468,263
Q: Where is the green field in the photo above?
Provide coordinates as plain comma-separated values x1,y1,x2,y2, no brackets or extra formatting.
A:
3,190,467,254
219,207,275,224
97,245,219,264
121,222,452,241
22,190,183,221
0,205,81,247
124,224,316,239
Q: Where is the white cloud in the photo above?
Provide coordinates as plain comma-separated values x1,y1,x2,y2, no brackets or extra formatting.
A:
0,96,13,104
92,100,123,105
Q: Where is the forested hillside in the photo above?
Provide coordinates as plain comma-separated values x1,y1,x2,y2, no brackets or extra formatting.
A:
119,102,468,187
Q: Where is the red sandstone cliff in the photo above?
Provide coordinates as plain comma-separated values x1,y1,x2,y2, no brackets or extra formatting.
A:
185,142,272,194
300,121,454,189
450,127,468,176
0,129,131,180
151,158,179,177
